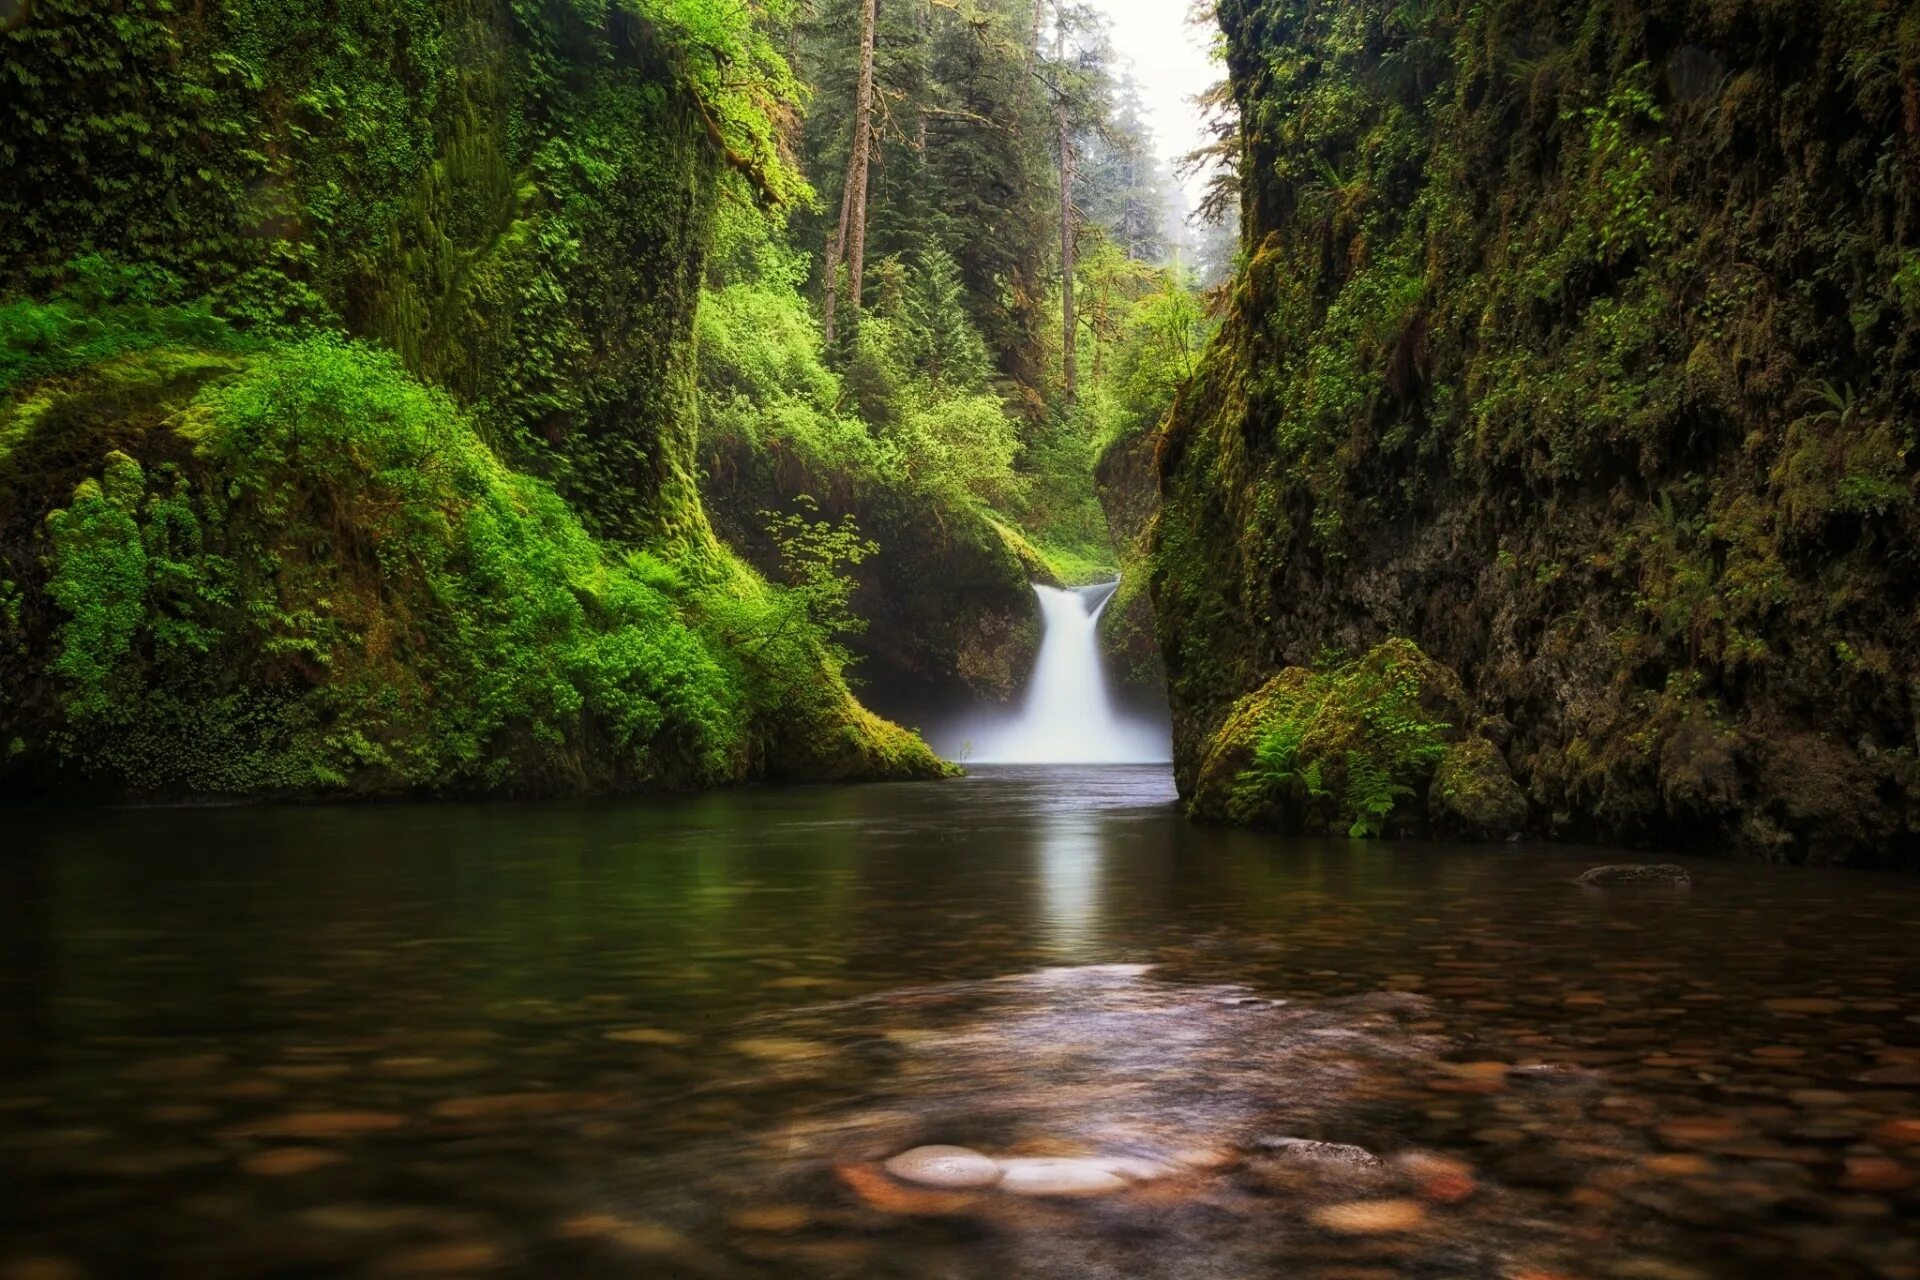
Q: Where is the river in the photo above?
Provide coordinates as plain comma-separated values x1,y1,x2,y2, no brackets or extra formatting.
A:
2,765,1917,1278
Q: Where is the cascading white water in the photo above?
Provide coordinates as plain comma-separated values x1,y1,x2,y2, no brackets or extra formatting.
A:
959,582,1171,765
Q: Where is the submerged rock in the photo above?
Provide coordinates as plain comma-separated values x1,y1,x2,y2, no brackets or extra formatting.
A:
1574,864,1693,887
997,1157,1130,1197
882,1146,1002,1189
1309,1199,1428,1233
1253,1138,1384,1172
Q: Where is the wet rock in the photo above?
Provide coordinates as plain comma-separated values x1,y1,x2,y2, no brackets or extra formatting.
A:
1430,737,1528,839
996,1157,1130,1196
1254,1138,1384,1171
242,1148,347,1177
727,1205,812,1233
728,1037,837,1064
1310,1199,1429,1233
1837,1157,1913,1192
1872,1119,1920,1145
1573,864,1692,887
375,1242,499,1275
835,1162,980,1215
882,1145,1002,1189
1394,1152,1478,1203
224,1111,406,1139
603,1029,691,1047
430,1092,612,1120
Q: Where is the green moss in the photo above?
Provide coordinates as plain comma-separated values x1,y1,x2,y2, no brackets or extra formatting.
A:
1430,737,1529,840
1192,640,1481,838
2,308,942,799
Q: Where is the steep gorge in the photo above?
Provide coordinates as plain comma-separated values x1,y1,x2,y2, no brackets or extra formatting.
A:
1155,0,1920,864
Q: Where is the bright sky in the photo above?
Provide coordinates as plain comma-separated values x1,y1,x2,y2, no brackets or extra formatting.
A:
1085,0,1220,213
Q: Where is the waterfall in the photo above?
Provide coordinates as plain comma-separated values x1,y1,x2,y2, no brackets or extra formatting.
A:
958,582,1171,765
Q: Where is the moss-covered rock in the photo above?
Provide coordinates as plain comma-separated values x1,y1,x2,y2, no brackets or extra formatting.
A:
1156,0,1920,866
1430,738,1528,841
1191,640,1481,838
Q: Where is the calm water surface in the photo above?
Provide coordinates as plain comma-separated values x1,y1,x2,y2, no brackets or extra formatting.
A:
2,766,1917,1279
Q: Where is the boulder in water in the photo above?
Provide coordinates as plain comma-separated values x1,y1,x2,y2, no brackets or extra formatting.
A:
1573,863,1692,887
882,1146,1003,1189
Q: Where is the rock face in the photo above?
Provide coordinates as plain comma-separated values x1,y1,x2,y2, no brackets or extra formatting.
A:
1093,422,1167,698
699,438,1043,707
1573,864,1694,887
1153,0,1920,865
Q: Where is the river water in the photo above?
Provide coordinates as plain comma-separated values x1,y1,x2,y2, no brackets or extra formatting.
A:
2,766,1917,1279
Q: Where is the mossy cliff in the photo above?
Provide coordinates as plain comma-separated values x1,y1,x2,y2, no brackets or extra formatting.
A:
1157,0,1920,864
1094,421,1167,697
0,1,944,799
698,429,1047,708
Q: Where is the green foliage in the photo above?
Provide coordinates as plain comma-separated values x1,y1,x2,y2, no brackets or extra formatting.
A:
24,333,750,793
759,495,877,677
1222,641,1453,837
0,258,243,400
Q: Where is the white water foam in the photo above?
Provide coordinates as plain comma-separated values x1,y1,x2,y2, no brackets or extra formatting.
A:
955,582,1171,765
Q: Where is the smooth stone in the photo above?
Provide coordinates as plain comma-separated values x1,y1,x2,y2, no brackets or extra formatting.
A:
1573,864,1691,887
883,1145,1002,1189
1310,1199,1429,1233
224,1111,406,1139
242,1147,347,1177
376,1242,499,1275
996,1157,1129,1196
431,1092,612,1120
603,1029,691,1047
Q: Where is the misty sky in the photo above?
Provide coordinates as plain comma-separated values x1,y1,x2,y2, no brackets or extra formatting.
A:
1085,0,1219,211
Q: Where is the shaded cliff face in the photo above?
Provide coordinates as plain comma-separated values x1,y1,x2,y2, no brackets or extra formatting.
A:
1156,0,1920,864
699,433,1044,709
1094,422,1166,699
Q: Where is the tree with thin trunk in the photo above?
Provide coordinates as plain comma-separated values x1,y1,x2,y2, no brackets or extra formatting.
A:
825,0,879,346
1055,4,1076,407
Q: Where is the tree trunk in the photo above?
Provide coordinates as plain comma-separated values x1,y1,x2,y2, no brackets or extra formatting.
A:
845,0,880,332
916,0,930,157
1056,13,1076,407
823,168,853,345
824,0,879,344
1026,0,1043,87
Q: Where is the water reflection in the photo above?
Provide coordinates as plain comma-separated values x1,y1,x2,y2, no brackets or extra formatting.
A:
1,768,1917,1280
1036,809,1104,957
